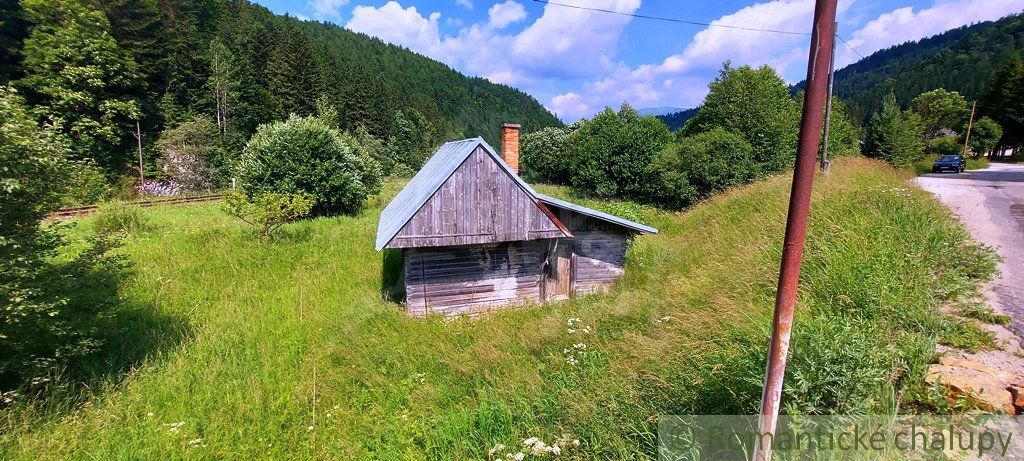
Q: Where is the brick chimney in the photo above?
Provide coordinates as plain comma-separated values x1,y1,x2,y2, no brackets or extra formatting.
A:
500,123,521,175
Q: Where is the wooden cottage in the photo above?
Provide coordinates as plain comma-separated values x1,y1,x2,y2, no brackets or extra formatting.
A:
375,124,658,317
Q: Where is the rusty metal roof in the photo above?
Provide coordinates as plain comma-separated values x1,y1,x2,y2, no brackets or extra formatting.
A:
375,138,658,250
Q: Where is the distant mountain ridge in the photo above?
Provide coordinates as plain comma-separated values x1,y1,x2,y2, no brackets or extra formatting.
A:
794,13,1024,122
655,108,699,131
638,107,686,116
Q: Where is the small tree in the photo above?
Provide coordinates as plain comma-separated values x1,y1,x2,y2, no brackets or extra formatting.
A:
520,126,574,184
155,115,221,191
865,93,924,167
910,89,968,139
966,117,1002,157
207,37,237,136
928,135,961,157
569,104,672,199
683,63,801,174
646,127,756,209
237,114,382,216
0,87,121,390
223,190,314,239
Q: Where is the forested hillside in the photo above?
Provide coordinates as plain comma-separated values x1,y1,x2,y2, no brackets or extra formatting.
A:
0,0,559,180
825,13,1024,122
654,107,698,131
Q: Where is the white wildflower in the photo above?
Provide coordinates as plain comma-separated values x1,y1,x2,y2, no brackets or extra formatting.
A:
488,444,506,455
582,326,591,334
146,412,154,418
566,328,576,333
307,425,314,431
187,438,202,447
513,452,525,461
572,343,586,350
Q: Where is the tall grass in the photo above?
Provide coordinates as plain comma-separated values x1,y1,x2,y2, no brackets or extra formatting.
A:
0,158,995,459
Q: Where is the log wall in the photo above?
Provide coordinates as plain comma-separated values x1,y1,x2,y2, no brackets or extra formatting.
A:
404,241,546,317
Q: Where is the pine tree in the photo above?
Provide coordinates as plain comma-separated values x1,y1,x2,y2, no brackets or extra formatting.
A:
864,93,925,167
17,0,142,171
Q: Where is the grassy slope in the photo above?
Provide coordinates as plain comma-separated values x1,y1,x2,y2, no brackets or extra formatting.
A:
0,158,995,459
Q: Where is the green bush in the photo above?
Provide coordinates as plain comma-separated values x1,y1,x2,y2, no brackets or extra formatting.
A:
669,128,757,198
569,104,671,199
237,115,382,216
223,190,315,238
521,126,574,184
683,63,801,174
92,202,151,235
1,86,124,392
61,160,113,206
865,92,925,167
928,135,961,156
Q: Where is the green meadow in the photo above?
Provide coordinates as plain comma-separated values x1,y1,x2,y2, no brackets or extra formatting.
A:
0,158,997,459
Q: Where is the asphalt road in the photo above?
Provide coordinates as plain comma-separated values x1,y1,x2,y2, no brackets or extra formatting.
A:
915,162,1024,346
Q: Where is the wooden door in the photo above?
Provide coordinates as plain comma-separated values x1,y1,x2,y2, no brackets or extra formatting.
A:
544,239,573,301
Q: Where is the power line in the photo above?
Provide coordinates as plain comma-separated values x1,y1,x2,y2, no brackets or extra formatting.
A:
531,0,867,58
835,34,865,59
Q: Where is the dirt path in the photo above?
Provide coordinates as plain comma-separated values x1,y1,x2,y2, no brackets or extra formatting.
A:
915,162,1024,347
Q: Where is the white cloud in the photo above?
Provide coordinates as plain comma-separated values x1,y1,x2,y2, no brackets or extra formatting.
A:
488,0,527,29
344,0,637,86
346,2,442,51
309,0,350,20
549,92,590,119
839,0,1023,67
456,0,473,9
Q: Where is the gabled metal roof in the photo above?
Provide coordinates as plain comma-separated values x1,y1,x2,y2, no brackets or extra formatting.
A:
535,194,659,235
375,137,658,250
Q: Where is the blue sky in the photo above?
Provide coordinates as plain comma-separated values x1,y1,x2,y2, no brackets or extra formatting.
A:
254,0,1023,121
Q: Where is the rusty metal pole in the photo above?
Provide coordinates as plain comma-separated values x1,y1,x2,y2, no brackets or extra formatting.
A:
753,1,837,460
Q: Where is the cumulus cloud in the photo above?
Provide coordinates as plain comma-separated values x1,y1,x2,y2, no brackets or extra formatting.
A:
549,92,590,119
456,0,473,9
343,0,1023,123
309,0,350,20
839,0,1023,67
347,2,442,51
344,0,637,86
488,0,527,29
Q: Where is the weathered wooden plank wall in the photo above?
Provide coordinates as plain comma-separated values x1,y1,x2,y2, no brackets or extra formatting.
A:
404,241,546,317
548,209,631,295
572,230,628,295
388,147,566,249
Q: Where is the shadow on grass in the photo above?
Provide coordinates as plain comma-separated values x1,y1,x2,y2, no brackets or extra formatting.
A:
381,249,405,303
2,236,192,419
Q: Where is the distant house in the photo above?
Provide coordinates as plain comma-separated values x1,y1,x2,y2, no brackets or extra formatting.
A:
375,124,658,317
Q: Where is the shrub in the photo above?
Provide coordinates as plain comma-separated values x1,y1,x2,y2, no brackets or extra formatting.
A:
223,190,315,238
864,93,924,167
237,115,382,216
61,160,112,206
1,86,123,391
928,135,962,157
155,115,222,191
521,126,574,184
92,202,151,235
669,128,757,198
966,116,1002,157
568,104,671,199
683,63,801,174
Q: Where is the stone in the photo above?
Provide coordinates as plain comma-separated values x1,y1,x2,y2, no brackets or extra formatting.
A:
926,364,1016,414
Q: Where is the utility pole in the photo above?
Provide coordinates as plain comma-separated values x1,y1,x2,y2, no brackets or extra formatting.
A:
820,22,837,173
134,120,145,184
753,1,837,460
962,101,976,157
